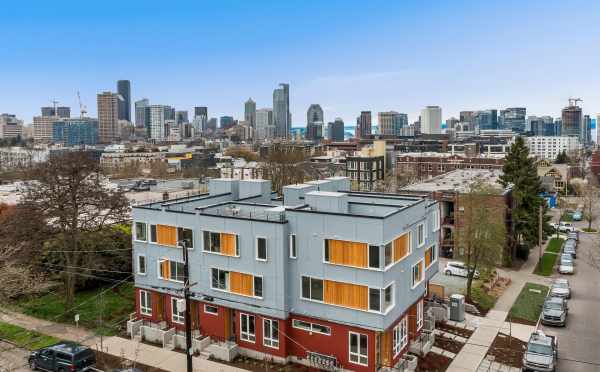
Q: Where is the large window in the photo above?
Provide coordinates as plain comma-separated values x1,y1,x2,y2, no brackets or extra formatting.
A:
417,300,424,330
240,313,256,343
150,224,157,243
417,223,425,247
204,304,218,315
425,245,437,268
203,231,239,256
177,227,194,248
171,298,185,324
369,288,381,312
368,284,394,313
292,319,331,335
211,268,229,291
263,318,279,349
135,222,147,241
383,283,394,312
140,290,152,316
349,332,368,366
432,208,440,232
301,276,323,302
393,317,408,357
158,259,185,282
384,242,393,267
137,255,146,275
253,276,263,298
256,237,267,261
204,231,221,252
323,239,375,269
368,245,380,269
289,234,297,259
412,260,424,287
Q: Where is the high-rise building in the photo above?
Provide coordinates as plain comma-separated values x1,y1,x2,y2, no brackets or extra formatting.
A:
220,116,235,130
193,107,208,134
273,83,290,138
135,99,149,129
176,110,189,125
0,114,24,139
328,118,345,142
33,116,57,143
164,107,175,121
378,111,406,136
355,111,372,138
582,115,592,145
117,80,131,122
52,118,99,146
473,110,498,131
561,101,582,138
459,111,475,126
194,106,208,118
206,118,218,132
147,105,170,140
499,108,526,132
97,92,119,143
41,106,70,118
305,104,324,141
244,98,256,128
255,108,274,140
420,106,442,134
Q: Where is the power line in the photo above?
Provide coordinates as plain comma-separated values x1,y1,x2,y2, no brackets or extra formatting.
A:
40,266,131,283
41,262,132,275
45,247,133,253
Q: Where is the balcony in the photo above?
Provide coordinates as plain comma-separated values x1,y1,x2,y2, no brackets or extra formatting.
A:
442,216,455,226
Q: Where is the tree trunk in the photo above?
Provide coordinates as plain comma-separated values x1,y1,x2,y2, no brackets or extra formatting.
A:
466,275,473,302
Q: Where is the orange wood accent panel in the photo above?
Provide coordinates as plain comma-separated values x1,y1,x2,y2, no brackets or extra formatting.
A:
223,307,231,340
221,233,237,256
380,330,393,367
230,272,254,296
157,225,177,246
425,246,432,267
160,260,170,279
393,233,409,262
328,239,368,267
324,280,368,310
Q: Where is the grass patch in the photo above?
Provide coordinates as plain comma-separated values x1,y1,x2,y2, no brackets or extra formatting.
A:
509,283,549,324
582,227,597,233
12,282,135,336
470,285,496,311
545,238,564,253
534,253,558,276
0,321,60,350
560,212,574,222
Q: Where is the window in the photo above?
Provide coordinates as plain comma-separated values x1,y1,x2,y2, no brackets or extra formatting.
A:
384,242,393,267
412,260,424,287
393,317,408,357
301,276,323,302
432,208,440,232
150,224,157,243
171,298,185,324
135,222,147,241
383,283,393,312
368,245,380,269
256,237,267,261
240,313,256,343
289,234,297,258
170,261,185,282
263,318,279,349
204,304,218,315
140,290,152,315
349,332,368,366
203,231,238,256
177,227,194,249
324,240,330,262
137,255,146,275
417,223,425,247
203,231,221,253
369,288,381,312
253,276,263,298
211,268,229,291
417,300,424,330
292,319,331,335
425,245,437,267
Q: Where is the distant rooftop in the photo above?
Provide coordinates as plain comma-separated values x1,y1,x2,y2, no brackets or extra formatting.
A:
401,169,506,194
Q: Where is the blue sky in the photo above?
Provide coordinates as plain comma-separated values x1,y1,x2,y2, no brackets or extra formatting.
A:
2,0,600,127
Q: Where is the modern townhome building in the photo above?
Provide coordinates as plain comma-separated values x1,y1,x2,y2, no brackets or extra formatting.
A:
128,176,440,371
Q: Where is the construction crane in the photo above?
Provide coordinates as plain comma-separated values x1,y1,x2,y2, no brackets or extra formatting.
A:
568,97,582,107
51,99,59,115
77,91,87,118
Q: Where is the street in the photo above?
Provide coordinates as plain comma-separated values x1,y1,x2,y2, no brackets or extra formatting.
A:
0,341,29,372
540,223,600,371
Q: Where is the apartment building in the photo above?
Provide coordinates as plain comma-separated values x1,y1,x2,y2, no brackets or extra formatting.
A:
525,136,581,161
129,177,439,371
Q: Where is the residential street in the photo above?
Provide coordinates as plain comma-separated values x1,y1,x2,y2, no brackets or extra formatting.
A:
0,341,29,372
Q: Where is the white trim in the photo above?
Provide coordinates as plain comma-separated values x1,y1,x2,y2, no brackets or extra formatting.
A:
255,236,268,261
134,222,148,242
149,224,157,243
411,259,425,289
432,207,440,232
240,313,256,343
158,258,185,283
426,244,437,268
210,267,264,300
322,239,384,271
202,230,240,257
136,254,147,276
262,318,280,349
139,290,152,316
171,297,185,324
204,304,218,315
291,319,331,336
383,231,412,271
176,227,194,250
348,331,369,367
417,299,424,331
417,223,426,248
393,316,408,357
289,234,297,259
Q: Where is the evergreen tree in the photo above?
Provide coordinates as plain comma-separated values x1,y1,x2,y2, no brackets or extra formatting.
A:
555,150,568,164
500,137,551,258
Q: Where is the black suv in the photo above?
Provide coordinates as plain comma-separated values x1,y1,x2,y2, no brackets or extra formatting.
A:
29,342,96,371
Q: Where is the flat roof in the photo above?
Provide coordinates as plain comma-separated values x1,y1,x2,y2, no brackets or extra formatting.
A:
401,169,505,194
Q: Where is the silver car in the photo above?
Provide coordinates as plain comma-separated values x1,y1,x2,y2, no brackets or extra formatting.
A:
541,296,568,327
550,279,571,299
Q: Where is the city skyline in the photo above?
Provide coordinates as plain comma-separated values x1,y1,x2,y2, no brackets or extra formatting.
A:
2,1,600,126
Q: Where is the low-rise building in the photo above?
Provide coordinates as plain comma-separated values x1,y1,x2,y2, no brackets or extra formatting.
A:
525,136,581,161
0,147,49,171
346,140,386,191
0,114,24,139
129,177,439,371
396,152,505,181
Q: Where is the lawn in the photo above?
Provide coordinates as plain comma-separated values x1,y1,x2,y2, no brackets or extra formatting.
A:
561,212,574,222
12,282,135,336
534,253,558,276
545,238,564,253
464,270,499,313
0,321,60,350
509,283,549,324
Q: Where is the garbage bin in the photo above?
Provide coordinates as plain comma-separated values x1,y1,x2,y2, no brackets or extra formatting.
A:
449,294,465,322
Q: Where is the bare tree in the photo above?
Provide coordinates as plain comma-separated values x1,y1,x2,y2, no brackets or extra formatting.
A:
581,179,599,231
7,152,129,310
260,146,308,194
455,181,507,301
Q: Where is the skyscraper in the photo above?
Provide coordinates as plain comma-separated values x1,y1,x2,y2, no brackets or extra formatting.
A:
273,83,290,139
328,118,345,142
255,108,274,140
194,106,208,118
97,92,119,143
176,110,189,125
244,98,256,128
117,80,131,122
220,116,235,130
420,106,442,134
306,104,324,140
473,109,498,130
135,99,149,128
378,111,406,136
499,107,526,132
561,101,582,138
582,115,592,145
147,105,170,140
41,106,70,118
355,111,372,138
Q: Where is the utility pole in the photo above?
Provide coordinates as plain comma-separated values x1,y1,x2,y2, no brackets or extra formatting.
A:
180,240,193,372
539,204,543,266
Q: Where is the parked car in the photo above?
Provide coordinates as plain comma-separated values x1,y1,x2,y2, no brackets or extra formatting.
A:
560,254,574,265
563,245,576,259
550,279,571,299
567,231,579,241
29,342,95,371
541,296,568,327
564,239,577,249
572,210,583,221
558,222,575,233
522,330,558,372
443,261,480,278
558,262,574,275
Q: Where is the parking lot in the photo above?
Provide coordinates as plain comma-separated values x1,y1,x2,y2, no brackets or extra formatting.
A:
540,227,600,371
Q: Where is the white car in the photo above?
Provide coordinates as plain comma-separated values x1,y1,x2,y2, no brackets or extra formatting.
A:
559,222,575,233
558,263,574,275
443,261,480,279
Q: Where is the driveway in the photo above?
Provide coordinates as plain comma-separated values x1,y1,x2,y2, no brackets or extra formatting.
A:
430,257,468,296
0,341,29,372
540,230,600,372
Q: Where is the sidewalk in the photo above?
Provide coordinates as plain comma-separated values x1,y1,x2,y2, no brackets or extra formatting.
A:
0,308,245,372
